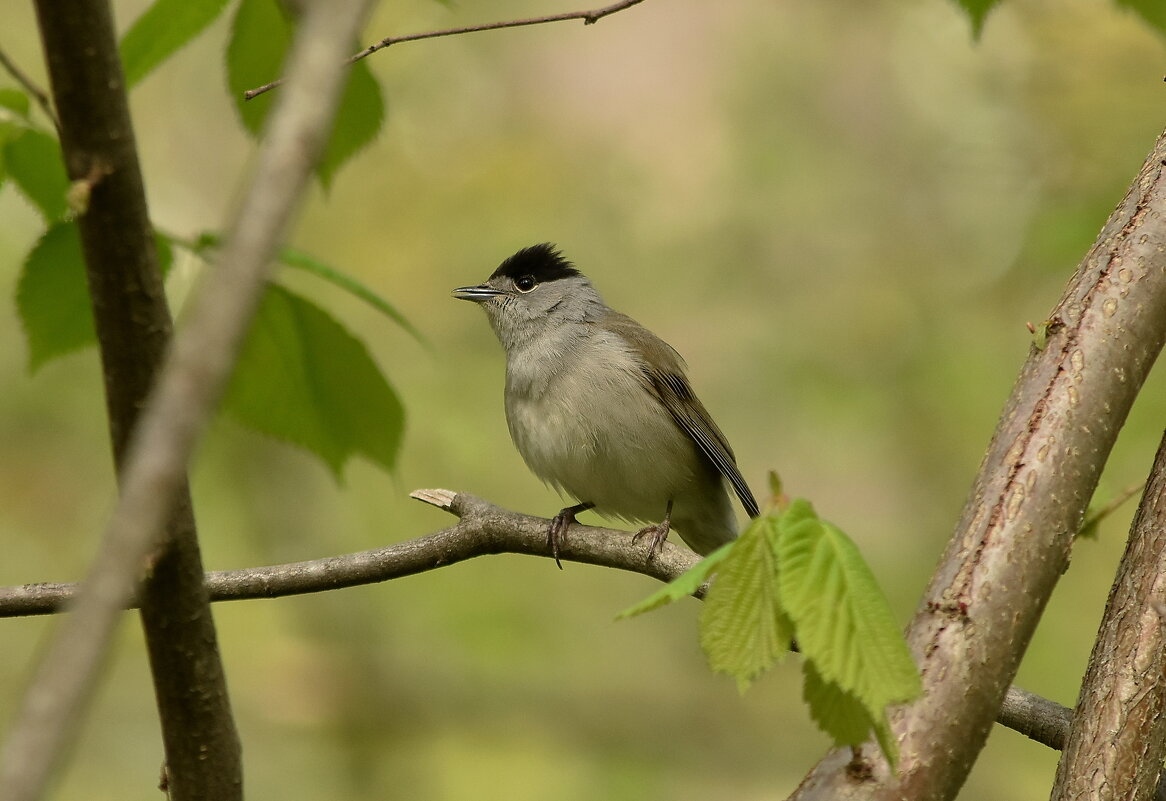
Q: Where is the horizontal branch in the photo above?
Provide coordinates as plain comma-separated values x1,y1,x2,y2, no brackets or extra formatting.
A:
0,491,699,617
243,0,646,99
0,489,1074,754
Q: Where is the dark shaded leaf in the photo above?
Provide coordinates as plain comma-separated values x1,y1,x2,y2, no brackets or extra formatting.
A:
120,0,233,87
954,0,1003,38
17,222,174,371
224,283,404,477
4,127,69,221
1115,0,1166,37
226,0,384,187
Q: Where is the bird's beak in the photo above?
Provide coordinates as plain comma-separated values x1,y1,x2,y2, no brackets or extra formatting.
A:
452,284,505,302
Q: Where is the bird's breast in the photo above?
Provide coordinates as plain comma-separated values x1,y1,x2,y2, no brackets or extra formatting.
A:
503,340,703,522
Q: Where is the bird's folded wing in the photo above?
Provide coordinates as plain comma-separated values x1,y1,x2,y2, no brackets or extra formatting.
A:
603,310,759,518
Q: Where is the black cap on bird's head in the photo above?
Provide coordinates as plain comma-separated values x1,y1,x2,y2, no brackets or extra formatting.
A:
489,243,580,284
452,243,587,304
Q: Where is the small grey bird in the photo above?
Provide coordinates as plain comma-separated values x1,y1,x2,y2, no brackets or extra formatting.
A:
453,244,759,565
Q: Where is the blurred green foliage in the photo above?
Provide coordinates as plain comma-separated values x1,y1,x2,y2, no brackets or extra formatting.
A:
1,0,1165,799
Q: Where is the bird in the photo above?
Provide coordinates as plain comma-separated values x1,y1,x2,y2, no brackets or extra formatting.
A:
453,243,759,567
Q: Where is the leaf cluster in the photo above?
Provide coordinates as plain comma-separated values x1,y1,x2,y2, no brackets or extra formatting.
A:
620,498,922,765
1,0,408,479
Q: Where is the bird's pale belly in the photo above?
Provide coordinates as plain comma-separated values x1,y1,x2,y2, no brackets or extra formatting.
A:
505,372,700,525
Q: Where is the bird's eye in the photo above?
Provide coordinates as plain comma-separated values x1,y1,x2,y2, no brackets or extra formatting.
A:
515,275,537,293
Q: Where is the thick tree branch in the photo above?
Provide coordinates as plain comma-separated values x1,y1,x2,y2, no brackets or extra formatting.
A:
0,3,371,801
12,3,241,800
0,490,1078,756
1050,429,1166,801
243,0,646,100
789,128,1166,801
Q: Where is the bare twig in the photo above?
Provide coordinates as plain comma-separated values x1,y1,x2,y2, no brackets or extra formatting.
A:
788,128,1166,801
1051,433,1166,801
0,2,371,800
998,686,1071,750
0,489,1084,757
0,44,59,132
243,0,646,100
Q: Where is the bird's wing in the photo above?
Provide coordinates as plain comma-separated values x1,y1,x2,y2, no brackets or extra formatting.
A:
604,311,760,519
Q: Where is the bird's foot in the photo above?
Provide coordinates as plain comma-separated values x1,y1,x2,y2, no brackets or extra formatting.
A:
548,502,594,570
632,519,672,560
632,501,674,561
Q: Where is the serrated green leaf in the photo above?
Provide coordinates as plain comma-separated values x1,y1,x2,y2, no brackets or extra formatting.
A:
0,89,31,119
953,0,1002,38
699,517,794,691
17,222,173,371
803,660,877,746
315,55,383,188
223,283,404,477
4,127,69,221
120,0,232,88
803,660,902,766
776,499,921,719
615,541,734,620
1115,0,1166,37
226,0,384,187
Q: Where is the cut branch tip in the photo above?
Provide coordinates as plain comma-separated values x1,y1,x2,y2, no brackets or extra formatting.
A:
410,488,457,509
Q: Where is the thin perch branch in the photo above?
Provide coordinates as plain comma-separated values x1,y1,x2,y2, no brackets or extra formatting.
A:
243,0,646,100
0,490,1077,756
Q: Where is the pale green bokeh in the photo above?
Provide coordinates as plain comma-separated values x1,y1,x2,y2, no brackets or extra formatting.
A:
1,0,1164,798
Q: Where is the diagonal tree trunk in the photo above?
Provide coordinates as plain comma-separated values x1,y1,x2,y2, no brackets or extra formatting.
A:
789,127,1166,801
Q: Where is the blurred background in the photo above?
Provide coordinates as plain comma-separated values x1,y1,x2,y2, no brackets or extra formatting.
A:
2,0,1165,798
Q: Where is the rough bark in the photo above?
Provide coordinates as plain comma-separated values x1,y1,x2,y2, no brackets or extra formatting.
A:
1050,428,1166,801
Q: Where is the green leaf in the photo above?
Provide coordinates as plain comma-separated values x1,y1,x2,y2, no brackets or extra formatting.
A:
4,127,69,221
223,283,404,477
226,0,293,133
615,541,735,619
1115,0,1166,37
775,500,920,757
0,121,20,188
17,222,90,370
120,0,232,88
226,0,384,187
0,89,31,119
802,661,878,747
17,222,174,371
315,54,384,188
953,0,1003,38
699,517,795,691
